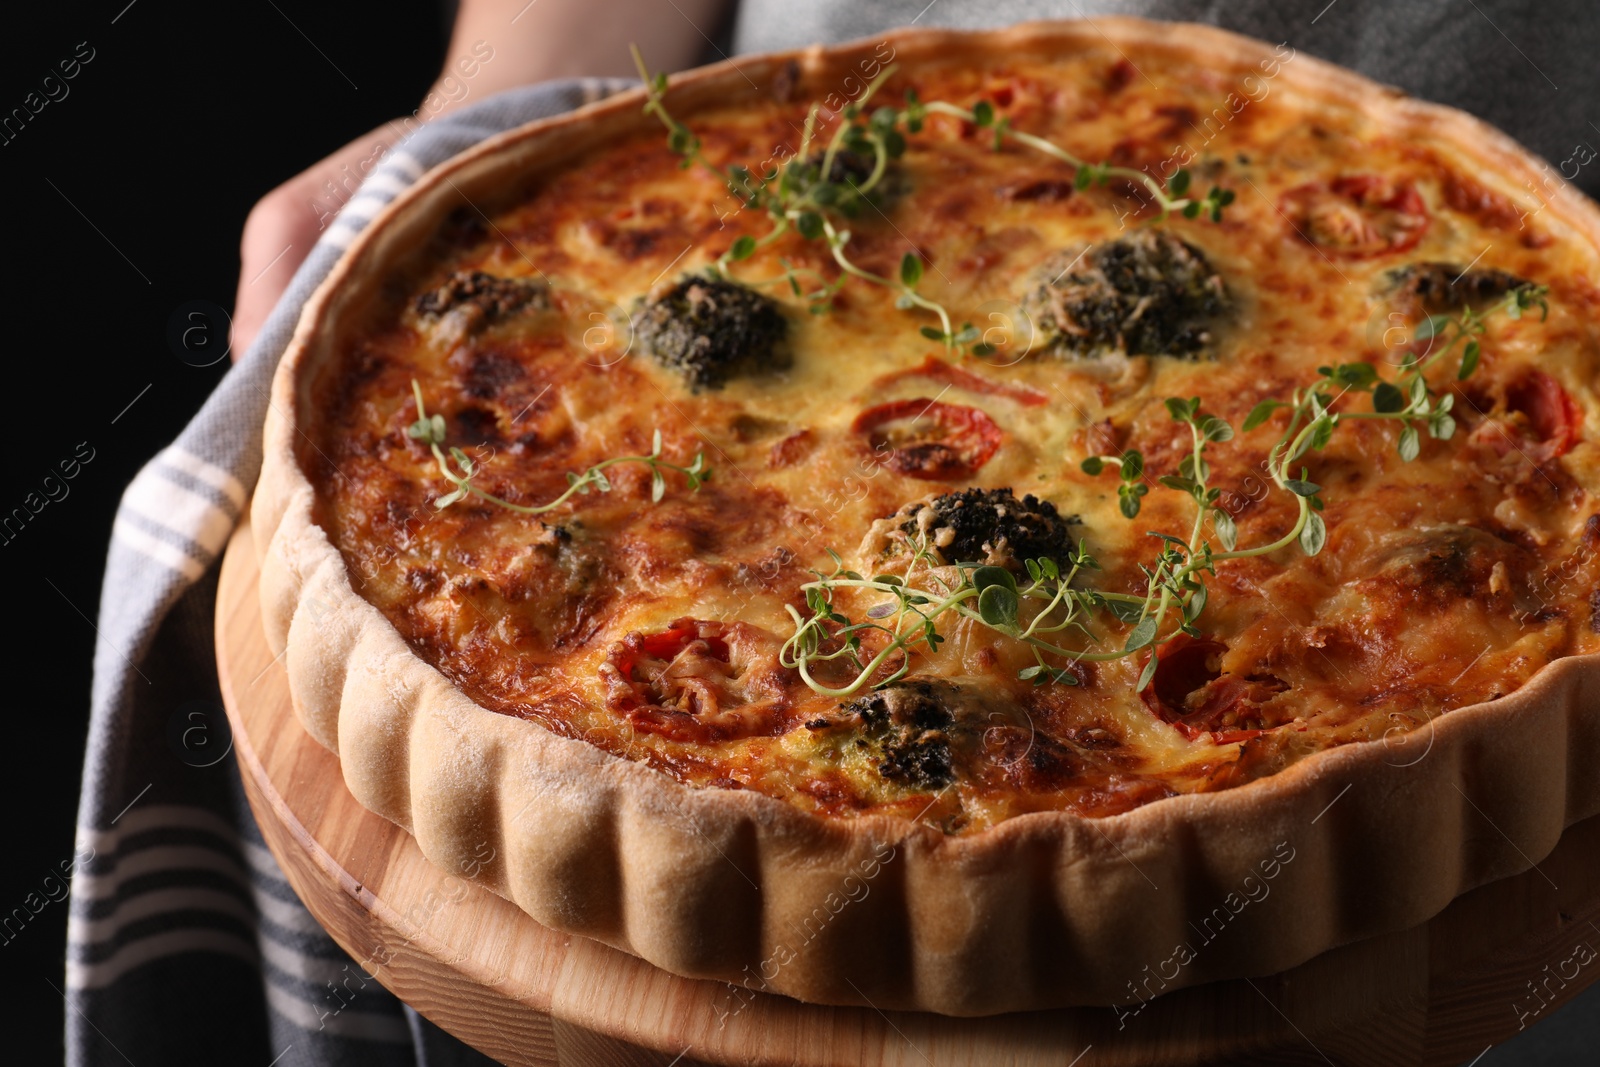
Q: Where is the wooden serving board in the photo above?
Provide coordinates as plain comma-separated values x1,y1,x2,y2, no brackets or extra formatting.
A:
217,516,1600,1066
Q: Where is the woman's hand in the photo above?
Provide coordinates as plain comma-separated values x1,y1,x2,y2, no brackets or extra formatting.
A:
233,124,400,356
231,0,729,357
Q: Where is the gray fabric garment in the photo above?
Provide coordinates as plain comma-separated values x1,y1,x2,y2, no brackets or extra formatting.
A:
67,77,630,1067
733,0,1600,199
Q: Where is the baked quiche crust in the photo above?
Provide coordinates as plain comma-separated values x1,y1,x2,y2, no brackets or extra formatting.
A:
255,17,1600,1013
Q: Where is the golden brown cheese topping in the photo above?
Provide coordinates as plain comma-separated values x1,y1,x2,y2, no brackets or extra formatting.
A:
305,46,1600,834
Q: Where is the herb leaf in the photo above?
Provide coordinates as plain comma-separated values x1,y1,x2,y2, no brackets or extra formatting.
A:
900,251,923,287
1299,511,1327,556
1398,423,1420,462
978,584,1020,628
1124,616,1158,653
1243,400,1283,431
1136,652,1160,692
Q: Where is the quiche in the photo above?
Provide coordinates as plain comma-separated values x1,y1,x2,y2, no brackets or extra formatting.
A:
255,18,1600,1014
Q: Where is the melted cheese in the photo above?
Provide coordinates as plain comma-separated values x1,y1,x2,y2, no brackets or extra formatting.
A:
309,47,1600,832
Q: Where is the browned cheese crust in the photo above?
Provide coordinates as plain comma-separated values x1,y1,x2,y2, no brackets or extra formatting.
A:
302,41,1600,836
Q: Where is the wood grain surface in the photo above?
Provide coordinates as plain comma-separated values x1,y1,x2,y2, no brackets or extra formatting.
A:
217,515,1600,1067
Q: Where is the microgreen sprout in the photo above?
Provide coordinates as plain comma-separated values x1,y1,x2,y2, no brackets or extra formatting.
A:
406,379,708,513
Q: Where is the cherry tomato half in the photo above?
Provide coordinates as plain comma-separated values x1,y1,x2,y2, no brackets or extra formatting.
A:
602,618,796,744
1139,634,1284,743
608,618,731,699
1280,174,1429,258
1506,370,1582,459
853,397,1003,480
872,356,1048,407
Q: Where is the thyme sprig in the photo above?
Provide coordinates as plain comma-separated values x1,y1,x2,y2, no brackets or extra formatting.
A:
921,97,1233,222
406,379,708,513
1074,284,1547,683
778,545,1147,698
1237,283,1549,466
780,283,1548,700
631,48,1230,353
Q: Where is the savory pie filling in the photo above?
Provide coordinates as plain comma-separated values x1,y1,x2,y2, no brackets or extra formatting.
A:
305,49,1600,833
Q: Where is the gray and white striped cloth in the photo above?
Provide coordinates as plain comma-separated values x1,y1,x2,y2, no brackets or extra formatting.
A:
68,78,631,1067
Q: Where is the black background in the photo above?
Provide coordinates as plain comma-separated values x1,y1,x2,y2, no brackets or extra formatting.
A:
4,1,447,1058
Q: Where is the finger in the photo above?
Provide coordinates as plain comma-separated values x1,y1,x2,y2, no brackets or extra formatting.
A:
232,123,401,358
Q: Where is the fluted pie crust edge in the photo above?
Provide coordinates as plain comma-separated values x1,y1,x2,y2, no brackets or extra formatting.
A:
253,17,1600,1014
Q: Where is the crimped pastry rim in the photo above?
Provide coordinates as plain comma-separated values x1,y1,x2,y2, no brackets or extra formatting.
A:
253,16,1600,1015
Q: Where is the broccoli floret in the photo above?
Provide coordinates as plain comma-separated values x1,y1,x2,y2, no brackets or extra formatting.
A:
633,276,788,390
1387,261,1530,314
890,487,1079,569
839,681,956,790
1023,229,1228,359
808,679,1053,795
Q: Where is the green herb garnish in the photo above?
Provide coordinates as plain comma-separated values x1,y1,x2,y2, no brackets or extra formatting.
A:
779,284,1547,698
632,48,1227,354
406,379,708,513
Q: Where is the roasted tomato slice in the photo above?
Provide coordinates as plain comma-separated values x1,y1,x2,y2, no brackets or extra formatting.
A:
601,618,792,743
1140,635,1286,743
617,619,730,677
873,357,1048,407
1468,370,1582,464
1507,370,1582,459
854,398,1003,480
1281,174,1429,258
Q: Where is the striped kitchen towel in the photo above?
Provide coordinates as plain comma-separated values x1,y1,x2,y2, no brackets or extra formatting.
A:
68,78,632,1067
